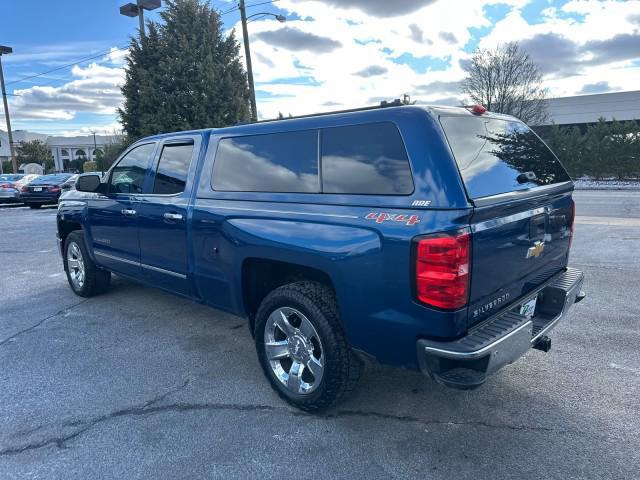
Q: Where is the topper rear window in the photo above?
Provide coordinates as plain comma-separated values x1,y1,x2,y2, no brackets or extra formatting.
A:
440,116,571,199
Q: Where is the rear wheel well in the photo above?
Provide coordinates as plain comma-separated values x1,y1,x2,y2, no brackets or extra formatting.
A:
242,258,335,334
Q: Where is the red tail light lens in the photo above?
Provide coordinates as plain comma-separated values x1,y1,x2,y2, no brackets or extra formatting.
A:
415,229,471,310
49,186,61,193
21,186,29,192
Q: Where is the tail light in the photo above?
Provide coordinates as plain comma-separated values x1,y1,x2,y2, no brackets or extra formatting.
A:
21,186,29,192
49,186,61,193
414,228,471,310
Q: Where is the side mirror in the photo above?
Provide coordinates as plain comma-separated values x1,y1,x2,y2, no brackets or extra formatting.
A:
76,174,103,193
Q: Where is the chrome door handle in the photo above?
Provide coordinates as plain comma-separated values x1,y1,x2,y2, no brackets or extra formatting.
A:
121,208,137,216
163,212,183,221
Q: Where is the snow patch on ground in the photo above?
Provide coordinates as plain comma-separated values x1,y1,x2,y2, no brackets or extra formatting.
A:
574,178,640,190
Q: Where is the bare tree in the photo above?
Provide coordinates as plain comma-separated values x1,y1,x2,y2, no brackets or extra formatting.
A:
461,42,549,125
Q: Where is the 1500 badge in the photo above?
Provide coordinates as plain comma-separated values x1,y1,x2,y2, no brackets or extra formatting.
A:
365,213,420,226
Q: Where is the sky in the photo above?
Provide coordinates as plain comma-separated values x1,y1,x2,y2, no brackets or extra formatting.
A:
0,0,639,135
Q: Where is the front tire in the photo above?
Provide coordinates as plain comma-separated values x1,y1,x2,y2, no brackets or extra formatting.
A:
64,231,111,297
255,281,361,412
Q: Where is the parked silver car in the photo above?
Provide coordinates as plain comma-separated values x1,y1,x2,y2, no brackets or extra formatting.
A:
0,174,39,203
60,174,79,192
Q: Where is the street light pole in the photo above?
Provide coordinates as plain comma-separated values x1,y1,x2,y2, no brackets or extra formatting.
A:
239,0,258,122
120,0,161,39
138,3,146,38
0,46,17,174
239,9,286,123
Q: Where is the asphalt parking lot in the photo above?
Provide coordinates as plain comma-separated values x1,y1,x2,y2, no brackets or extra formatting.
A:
0,190,639,479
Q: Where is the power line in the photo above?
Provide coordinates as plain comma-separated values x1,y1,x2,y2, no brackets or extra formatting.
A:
6,45,129,87
221,0,279,16
246,0,280,9
5,0,280,89
10,75,79,89
220,2,240,15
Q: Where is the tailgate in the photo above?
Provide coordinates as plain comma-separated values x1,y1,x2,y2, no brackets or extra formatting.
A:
468,190,574,325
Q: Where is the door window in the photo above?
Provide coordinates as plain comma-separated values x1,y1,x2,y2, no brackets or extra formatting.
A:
152,142,194,194
108,143,155,194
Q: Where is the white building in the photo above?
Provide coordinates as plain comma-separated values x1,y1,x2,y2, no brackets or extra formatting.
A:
0,130,123,172
537,90,640,126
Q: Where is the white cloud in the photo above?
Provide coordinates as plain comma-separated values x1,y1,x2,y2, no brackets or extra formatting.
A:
104,47,128,66
242,0,640,118
8,0,640,130
10,61,125,122
54,123,124,137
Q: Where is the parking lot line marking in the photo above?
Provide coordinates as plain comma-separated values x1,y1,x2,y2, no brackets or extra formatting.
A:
609,363,640,375
575,216,640,227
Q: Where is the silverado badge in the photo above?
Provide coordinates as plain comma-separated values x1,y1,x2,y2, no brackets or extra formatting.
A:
526,241,545,259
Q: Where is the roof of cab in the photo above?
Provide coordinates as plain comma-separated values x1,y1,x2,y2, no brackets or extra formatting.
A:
139,104,518,142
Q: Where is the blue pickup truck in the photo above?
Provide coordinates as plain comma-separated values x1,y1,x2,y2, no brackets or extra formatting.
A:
57,104,585,411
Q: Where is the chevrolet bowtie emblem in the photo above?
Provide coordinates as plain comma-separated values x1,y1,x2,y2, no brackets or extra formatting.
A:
526,241,545,259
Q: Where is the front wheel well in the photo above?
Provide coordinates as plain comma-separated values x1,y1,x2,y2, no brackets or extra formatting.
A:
58,219,83,246
242,258,335,334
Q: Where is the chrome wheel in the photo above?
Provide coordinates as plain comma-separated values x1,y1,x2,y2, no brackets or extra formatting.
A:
264,307,325,395
67,241,85,290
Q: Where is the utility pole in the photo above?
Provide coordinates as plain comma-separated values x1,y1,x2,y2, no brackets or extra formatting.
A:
92,132,103,175
239,0,258,122
0,45,17,174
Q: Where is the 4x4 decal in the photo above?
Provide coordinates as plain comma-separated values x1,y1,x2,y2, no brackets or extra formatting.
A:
365,213,420,226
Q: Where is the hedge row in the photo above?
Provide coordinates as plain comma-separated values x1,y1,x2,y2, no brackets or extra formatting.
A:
538,118,640,180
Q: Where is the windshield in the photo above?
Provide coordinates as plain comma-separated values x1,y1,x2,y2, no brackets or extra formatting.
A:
16,175,39,186
440,116,571,199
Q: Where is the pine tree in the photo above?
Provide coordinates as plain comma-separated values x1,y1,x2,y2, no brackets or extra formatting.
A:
119,0,251,139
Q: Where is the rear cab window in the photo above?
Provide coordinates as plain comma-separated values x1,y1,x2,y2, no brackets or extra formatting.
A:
439,116,571,200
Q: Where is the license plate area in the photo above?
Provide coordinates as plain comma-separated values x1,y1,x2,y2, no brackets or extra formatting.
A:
518,295,538,320
33,187,42,192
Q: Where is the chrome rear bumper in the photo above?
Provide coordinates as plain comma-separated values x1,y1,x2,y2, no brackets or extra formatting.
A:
417,268,585,389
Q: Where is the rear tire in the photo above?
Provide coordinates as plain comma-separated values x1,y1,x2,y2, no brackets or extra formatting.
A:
29,203,42,209
64,231,111,297
255,281,362,412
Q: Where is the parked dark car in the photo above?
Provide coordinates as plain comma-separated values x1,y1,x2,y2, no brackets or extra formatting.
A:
57,104,585,411
20,173,74,208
